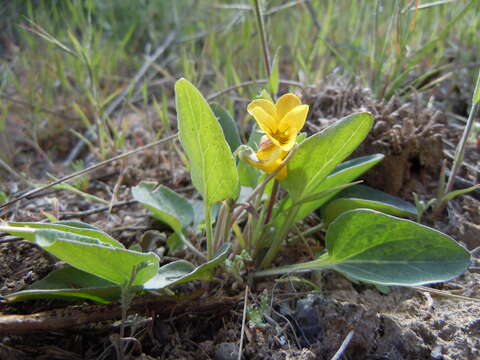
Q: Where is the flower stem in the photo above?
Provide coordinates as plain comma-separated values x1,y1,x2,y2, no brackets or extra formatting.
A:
264,179,279,225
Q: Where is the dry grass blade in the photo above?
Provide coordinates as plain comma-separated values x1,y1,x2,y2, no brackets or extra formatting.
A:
20,17,76,56
238,285,249,360
413,286,480,303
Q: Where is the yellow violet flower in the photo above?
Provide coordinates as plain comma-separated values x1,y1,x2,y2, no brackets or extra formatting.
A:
247,93,309,152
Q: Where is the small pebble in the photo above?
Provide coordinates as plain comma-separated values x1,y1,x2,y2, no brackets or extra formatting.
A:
431,345,444,359
214,342,243,360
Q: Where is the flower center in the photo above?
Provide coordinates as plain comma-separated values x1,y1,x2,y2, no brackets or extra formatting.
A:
274,130,290,145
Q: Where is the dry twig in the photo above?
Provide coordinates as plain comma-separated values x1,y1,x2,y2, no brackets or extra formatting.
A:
0,292,242,335
330,330,354,360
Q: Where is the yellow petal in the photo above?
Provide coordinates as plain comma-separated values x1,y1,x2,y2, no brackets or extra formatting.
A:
252,142,288,179
256,155,287,180
275,93,302,120
257,141,281,163
260,160,286,178
278,104,309,134
248,99,276,116
247,106,277,136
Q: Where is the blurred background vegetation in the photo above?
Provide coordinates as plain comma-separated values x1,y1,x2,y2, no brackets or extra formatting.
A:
0,0,478,171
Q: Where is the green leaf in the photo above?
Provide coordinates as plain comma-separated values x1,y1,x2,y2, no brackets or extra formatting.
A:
175,78,239,204
4,242,230,303
211,103,242,152
281,112,373,201
4,266,123,304
6,221,124,248
442,184,479,202
132,182,194,233
322,184,418,225
274,154,384,226
144,243,230,289
304,154,384,209
257,210,470,286
324,210,470,285
2,225,159,286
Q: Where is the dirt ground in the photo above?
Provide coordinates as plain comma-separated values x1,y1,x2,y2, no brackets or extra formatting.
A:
0,82,479,359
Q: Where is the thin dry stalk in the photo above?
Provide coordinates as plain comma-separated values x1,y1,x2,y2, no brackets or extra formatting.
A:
238,285,249,360
330,330,354,360
0,133,178,211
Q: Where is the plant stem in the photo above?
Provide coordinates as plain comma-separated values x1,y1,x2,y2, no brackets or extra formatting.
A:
258,204,300,269
213,201,234,252
222,202,234,247
205,202,214,260
445,68,480,195
251,187,269,259
252,0,272,78
212,201,227,252
288,222,325,244
251,179,279,262
264,180,279,225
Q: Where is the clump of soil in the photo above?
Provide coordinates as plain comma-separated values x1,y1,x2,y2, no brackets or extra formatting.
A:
303,77,447,199
0,242,51,295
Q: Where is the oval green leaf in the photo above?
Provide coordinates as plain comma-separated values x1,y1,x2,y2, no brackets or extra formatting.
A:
175,78,239,204
258,209,471,285
132,181,194,233
2,225,159,286
144,243,230,289
7,221,124,248
326,209,470,286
